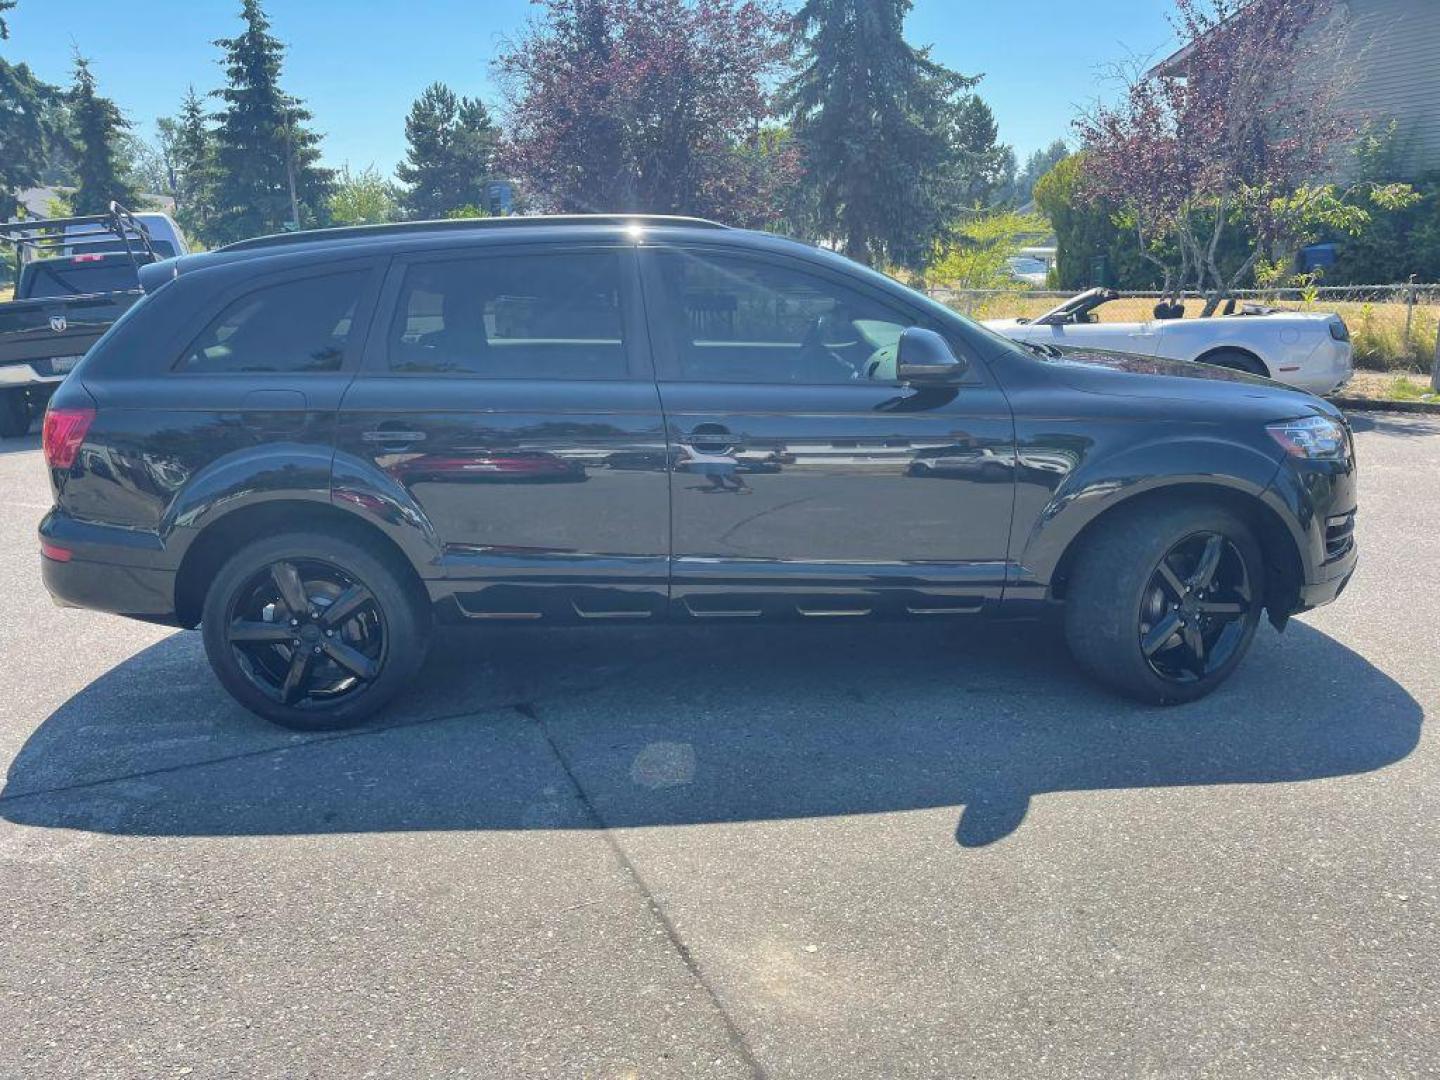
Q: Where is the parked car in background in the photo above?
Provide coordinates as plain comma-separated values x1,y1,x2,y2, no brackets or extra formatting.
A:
984,287,1354,396
1005,255,1050,286
63,211,190,260
0,205,164,437
39,216,1357,729
0,207,165,434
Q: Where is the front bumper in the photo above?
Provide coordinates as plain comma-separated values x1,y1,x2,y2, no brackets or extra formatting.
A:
1296,541,1357,610
1265,443,1359,615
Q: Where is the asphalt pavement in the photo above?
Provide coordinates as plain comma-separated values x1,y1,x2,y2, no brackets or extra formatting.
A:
1,412,1436,1079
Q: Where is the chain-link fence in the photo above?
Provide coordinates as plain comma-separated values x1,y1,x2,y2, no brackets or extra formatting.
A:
928,283,1440,373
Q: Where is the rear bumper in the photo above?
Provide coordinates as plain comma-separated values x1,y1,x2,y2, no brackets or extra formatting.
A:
42,550,180,622
39,509,183,624
1282,341,1353,396
0,360,78,387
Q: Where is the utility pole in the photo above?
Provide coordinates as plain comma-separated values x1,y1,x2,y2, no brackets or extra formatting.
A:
1431,312,1440,395
283,97,300,231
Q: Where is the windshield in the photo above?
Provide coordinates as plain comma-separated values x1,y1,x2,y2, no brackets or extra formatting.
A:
22,261,143,299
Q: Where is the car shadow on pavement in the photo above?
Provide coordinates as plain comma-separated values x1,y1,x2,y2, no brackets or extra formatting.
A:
1346,412,1440,438
0,431,39,455
0,619,1422,848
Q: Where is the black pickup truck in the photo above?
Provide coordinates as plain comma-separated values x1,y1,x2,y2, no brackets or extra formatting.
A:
0,206,161,437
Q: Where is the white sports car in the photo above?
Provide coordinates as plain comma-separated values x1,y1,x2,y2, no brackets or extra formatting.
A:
984,288,1354,396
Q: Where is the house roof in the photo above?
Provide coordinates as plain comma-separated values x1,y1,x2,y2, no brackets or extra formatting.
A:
14,186,175,218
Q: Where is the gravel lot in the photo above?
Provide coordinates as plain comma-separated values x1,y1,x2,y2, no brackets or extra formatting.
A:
1,413,1436,1079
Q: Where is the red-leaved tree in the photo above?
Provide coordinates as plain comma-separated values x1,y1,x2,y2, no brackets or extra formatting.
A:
497,0,800,226
1077,0,1361,312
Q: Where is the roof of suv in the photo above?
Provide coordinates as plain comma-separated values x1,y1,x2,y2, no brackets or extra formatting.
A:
143,214,826,293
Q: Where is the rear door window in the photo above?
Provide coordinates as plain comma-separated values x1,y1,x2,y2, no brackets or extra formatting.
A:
177,271,369,373
385,251,629,379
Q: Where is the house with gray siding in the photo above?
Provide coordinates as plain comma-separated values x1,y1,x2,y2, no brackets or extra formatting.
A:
1339,0,1440,176
1153,0,1440,179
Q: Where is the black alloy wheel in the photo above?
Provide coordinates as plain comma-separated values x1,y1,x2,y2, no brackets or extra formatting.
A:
1138,532,1253,684
226,558,386,709
1064,499,1265,704
202,530,429,729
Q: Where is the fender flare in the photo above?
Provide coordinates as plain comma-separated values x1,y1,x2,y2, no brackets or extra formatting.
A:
1016,435,1293,588
160,442,444,573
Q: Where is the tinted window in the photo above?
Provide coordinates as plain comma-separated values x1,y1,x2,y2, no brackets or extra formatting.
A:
177,272,367,373
68,238,178,258
387,252,628,379
22,261,141,299
656,251,915,384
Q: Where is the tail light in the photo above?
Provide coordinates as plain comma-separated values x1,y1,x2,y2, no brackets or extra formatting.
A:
42,407,95,469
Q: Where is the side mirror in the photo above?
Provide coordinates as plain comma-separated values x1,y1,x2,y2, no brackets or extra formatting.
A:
897,327,968,384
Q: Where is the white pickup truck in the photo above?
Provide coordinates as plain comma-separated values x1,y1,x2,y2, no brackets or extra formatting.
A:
984,288,1354,396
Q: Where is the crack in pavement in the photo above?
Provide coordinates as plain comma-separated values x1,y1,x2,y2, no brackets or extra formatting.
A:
0,703,500,807
515,701,769,1080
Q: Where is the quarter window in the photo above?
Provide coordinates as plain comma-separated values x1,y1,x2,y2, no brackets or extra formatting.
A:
655,251,915,384
387,252,629,379
177,271,368,373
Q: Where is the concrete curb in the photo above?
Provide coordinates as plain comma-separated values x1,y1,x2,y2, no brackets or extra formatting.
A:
1331,396,1440,415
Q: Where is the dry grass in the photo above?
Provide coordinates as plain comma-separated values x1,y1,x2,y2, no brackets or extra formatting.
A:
1343,371,1439,402
948,292,1440,374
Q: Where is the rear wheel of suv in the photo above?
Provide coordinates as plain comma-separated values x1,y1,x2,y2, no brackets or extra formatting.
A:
201,530,430,730
0,390,29,438
1064,500,1264,704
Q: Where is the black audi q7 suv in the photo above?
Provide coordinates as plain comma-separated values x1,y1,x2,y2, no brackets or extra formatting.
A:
38,215,1358,729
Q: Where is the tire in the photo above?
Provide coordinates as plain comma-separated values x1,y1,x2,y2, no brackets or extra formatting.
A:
0,390,29,439
1198,348,1268,378
201,529,430,730
1064,499,1265,705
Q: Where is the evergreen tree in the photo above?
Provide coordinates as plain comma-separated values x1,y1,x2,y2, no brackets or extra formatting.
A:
167,86,219,244
209,0,332,243
0,62,65,220
396,82,500,219
1013,139,1069,207
783,0,981,268
0,3,71,220
947,93,1012,208
68,54,140,215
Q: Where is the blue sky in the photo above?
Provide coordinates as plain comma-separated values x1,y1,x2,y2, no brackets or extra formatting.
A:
6,0,1181,175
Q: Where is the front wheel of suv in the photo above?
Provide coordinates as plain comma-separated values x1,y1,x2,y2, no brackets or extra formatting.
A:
201,530,430,730
1064,500,1265,704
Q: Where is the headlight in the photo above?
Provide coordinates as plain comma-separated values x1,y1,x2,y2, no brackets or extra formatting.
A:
1266,415,1349,460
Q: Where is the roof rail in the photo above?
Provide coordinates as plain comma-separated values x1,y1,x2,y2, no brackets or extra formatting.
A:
220,213,729,254
0,201,156,266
